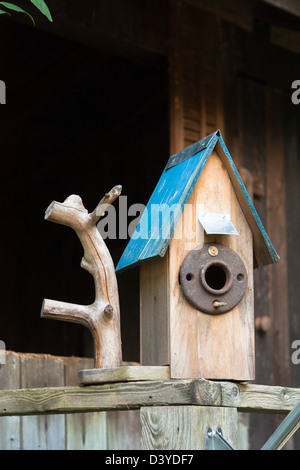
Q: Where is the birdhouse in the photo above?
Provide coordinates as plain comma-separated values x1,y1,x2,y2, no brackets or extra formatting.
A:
116,130,279,381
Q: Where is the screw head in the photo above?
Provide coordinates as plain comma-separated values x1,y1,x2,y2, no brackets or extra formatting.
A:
208,246,218,257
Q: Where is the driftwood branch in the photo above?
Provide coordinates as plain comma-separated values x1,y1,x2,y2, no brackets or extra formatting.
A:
41,186,123,369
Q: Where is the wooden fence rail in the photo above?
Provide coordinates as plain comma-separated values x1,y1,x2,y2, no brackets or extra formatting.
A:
1,379,300,417
1,352,300,449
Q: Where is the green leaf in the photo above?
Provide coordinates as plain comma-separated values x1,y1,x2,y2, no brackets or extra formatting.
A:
30,0,52,22
0,2,35,25
0,8,10,14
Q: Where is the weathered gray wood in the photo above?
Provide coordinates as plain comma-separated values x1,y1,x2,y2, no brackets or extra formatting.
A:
73,359,143,449
20,354,65,450
1,379,300,416
79,365,170,385
140,256,170,367
106,410,141,450
0,352,21,450
64,356,107,450
140,406,238,450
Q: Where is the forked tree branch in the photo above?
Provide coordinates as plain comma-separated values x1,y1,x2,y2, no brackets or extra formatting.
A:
41,186,123,369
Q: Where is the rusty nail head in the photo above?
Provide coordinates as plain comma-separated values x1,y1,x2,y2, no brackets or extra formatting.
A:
213,301,228,308
209,246,218,257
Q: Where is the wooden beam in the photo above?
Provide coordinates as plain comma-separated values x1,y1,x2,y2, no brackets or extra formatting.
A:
1,379,300,417
260,0,300,18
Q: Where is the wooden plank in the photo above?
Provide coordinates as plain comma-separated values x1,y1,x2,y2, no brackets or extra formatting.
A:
64,356,107,450
183,128,200,142
184,117,200,132
265,89,296,450
1,379,300,416
169,151,254,380
238,76,274,450
106,410,141,450
20,354,65,450
283,94,300,391
183,106,200,121
140,256,170,366
283,96,300,448
0,352,21,450
79,366,170,385
219,19,240,163
140,405,238,449
265,88,290,388
43,355,67,450
169,0,185,156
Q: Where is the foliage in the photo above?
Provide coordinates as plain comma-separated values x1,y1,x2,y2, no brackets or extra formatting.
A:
0,0,52,25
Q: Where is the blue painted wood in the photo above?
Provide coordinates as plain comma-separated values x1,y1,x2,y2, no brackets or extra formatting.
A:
116,131,279,272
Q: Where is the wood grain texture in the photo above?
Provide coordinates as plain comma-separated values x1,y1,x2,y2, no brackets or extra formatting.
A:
41,188,122,369
265,89,290,388
0,351,21,450
64,356,107,450
0,352,140,450
140,255,170,366
79,365,170,385
169,151,255,380
1,379,300,416
140,406,238,450
20,354,65,450
106,410,141,450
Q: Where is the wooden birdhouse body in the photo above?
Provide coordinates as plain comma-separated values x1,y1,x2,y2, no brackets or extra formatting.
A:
117,131,278,381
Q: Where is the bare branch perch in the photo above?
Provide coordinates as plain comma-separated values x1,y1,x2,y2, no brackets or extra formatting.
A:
90,185,122,223
41,187,123,369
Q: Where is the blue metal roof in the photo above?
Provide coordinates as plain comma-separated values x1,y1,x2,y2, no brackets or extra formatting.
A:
116,130,279,272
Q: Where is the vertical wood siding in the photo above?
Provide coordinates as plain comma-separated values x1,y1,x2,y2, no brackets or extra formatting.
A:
0,352,140,450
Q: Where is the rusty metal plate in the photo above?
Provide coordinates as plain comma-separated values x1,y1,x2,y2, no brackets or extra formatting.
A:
180,244,248,315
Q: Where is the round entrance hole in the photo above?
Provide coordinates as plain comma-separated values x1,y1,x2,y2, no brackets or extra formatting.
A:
204,264,227,291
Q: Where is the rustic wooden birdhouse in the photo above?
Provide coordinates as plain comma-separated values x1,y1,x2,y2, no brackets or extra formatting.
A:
116,130,279,381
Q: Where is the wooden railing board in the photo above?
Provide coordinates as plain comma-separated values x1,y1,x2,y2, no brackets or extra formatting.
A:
1,379,299,417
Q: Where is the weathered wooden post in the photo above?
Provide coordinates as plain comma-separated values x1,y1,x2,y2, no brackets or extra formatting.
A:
116,130,279,449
